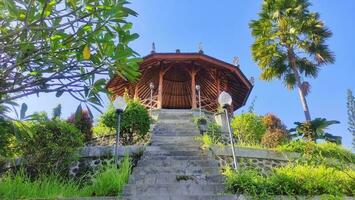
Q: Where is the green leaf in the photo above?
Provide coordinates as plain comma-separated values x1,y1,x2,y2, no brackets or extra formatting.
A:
56,90,64,97
75,104,82,121
20,103,28,120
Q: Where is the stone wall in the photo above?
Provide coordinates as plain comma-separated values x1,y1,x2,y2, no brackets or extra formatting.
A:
1,145,145,176
209,146,299,174
70,145,144,177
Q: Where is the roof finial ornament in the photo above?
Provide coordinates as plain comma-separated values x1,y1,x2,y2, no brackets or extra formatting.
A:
232,56,239,66
198,42,204,54
249,76,255,85
151,42,156,53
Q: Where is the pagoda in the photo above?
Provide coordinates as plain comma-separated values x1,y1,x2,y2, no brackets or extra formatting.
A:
107,50,253,112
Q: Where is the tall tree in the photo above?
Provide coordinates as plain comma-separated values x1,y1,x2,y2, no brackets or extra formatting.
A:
0,0,140,119
347,89,355,149
250,0,334,121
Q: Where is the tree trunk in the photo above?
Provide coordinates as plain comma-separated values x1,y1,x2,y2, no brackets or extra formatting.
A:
288,49,312,122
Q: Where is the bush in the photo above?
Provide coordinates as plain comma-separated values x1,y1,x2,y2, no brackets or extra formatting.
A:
231,113,266,144
276,140,355,163
99,99,151,145
67,110,93,142
262,113,287,131
206,122,222,144
225,164,355,197
0,119,19,158
261,129,288,148
92,122,114,137
21,120,83,176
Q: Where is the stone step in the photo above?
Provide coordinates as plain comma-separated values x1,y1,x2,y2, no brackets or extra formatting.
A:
123,183,225,195
144,150,206,156
129,173,225,184
145,146,200,151
157,119,194,123
153,133,200,137
137,158,219,168
151,143,201,148
132,166,220,175
140,155,209,161
122,194,237,200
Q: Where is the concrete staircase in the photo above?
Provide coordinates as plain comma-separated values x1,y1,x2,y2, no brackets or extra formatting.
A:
123,109,236,200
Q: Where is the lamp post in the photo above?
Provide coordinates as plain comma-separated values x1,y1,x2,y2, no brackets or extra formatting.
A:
218,91,237,169
149,82,154,111
113,96,127,165
195,84,201,117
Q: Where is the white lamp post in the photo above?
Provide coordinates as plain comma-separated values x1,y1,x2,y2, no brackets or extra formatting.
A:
149,82,154,111
195,84,201,116
218,91,237,169
113,96,127,165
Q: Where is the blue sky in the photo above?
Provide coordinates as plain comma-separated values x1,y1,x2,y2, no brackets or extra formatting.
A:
20,0,354,148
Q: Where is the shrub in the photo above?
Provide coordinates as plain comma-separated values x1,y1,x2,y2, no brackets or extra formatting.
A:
99,99,151,145
231,113,266,144
92,122,114,137
68,110,93,142
225,164,355,197
0,119,19,158
84,155,131,196
21,120,83,176
276,140,355,163
206,122,222,144
261,129,288,148
290,118,341,143
262,113,287,131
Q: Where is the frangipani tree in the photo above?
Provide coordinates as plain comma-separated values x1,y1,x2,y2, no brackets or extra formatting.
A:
0,0,141,119
250,0,335,121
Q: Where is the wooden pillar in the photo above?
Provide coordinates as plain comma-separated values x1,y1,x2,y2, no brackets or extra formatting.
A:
134,83,139,100
157,69,164,109
191,67,197,109
216,71,220,96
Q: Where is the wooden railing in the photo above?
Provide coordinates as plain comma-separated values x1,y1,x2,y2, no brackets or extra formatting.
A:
140,95,158,110
196,96,218,112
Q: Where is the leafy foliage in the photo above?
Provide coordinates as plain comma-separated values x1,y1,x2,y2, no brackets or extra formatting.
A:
276,140,355,164
206,122,222,144
289,118,341,143
92,122,114,137
347,89,355,149
67,110,93,142
99,99,151,145
250,0,334,121
261,129,288,148
261,113,289,147
225,164,354,197
0,0,141,118
231,113,266,144
0,119,20,158
21,120,83,176
262,113,287,132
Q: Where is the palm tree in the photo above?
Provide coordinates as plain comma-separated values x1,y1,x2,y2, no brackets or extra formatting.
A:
250,0,335,121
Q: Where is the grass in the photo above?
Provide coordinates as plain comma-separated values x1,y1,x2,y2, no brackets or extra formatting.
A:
0,155,132,199
224,164,355,198
84,154,131,196
275,140,355,163
0,169,83,199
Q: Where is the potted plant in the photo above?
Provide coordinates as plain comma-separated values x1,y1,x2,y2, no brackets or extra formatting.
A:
196,117,208,134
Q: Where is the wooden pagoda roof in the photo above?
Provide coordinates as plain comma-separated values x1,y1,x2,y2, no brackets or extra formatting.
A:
107,52,253,112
